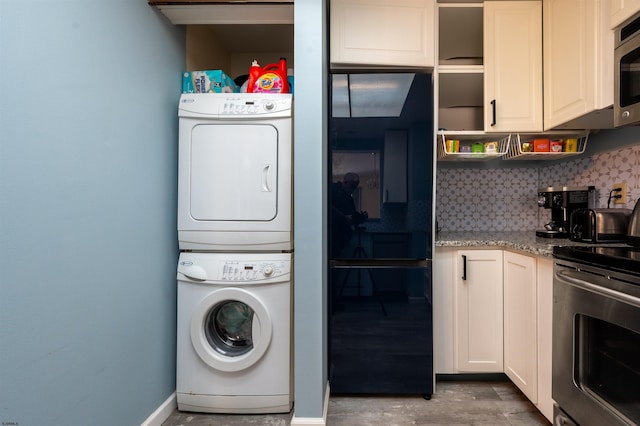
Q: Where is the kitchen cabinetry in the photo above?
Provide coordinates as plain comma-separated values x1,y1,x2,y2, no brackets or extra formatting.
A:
611,0,640,29
503,251,537,403
434,248,503,373
543,0,614,130
437,2,542,134
437,4,483,132
383,130,407,203
330,0,435,69
484,1,542,132
433,247,554,422
433,247,455,374
454,249,503,372
436,0,612,162
536,257,554,422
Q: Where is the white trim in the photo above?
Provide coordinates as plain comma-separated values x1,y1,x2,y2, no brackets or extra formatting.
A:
154,4,293,25
140,392,177,426
290,383,329,426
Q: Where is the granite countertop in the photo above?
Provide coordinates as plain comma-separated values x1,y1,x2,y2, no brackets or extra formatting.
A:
434,231,622,257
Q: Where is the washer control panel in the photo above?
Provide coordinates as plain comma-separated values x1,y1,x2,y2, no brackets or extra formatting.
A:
219,260,289,281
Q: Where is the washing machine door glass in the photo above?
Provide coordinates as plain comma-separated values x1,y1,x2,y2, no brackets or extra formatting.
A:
206,301,254,357
191,287,273,372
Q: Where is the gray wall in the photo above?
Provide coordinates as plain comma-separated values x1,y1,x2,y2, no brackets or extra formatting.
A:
0,2,185,425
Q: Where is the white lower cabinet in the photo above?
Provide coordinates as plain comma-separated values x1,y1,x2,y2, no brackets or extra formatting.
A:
536,257,554,422
433,247,554,423
455,250,504,372
434,247,456,374
434,248,504,373
503,251,537,402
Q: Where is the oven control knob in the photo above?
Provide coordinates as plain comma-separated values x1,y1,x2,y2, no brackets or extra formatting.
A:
623,110,631,119
263,265,274,277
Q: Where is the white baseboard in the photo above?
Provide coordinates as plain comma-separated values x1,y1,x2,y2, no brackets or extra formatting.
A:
141,392,177,426
290,383,329,426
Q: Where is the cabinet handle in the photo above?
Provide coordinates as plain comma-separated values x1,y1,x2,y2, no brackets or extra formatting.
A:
462,255,467,281
490,99,496,127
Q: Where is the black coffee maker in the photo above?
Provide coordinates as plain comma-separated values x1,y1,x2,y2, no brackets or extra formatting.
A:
536,186,595,238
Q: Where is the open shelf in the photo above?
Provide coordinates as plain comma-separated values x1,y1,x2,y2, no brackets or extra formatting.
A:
437,132,511,161
503,133,588,161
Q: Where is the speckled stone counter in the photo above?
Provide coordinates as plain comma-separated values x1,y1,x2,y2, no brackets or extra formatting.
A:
434,231,606,257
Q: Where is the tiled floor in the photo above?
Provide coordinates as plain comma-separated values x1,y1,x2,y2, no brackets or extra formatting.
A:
162,380,550,425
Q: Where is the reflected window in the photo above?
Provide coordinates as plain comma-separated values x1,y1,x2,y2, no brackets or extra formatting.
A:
332,151,380,219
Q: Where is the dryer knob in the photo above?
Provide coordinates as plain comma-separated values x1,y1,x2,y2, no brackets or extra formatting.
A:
263,265,274,276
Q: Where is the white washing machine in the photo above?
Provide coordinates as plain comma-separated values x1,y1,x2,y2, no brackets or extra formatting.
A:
178,93,293,252
176,251,293,414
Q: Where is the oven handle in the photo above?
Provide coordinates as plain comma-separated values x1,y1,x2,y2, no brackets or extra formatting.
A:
556,269,640,308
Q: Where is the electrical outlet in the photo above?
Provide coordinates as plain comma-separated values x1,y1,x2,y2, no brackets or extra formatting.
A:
613,182,628,204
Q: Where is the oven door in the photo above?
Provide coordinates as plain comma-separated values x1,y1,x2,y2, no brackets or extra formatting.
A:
553,262,640,426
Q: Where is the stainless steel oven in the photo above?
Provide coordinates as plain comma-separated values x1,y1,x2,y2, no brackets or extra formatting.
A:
553,246,640,426
615,10,640,127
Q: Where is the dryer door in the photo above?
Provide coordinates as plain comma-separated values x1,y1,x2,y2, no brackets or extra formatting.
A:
190,287,272,372
190,123,278,222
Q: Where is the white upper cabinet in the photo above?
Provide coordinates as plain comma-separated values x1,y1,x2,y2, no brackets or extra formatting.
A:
611,0,640,29
484,1,543,132
330,0,435,69
543,0,614,130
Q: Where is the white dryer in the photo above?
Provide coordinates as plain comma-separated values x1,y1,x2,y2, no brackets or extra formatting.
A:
178,93,293,252
176,251,293,414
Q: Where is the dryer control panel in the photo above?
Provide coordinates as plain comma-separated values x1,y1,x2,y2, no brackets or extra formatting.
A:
219,260,289,281
179,93,292,118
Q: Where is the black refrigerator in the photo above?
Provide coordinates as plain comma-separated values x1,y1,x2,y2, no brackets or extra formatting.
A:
328,73,434,396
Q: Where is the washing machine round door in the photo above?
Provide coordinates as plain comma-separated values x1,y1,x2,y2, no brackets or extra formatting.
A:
190,287,272,372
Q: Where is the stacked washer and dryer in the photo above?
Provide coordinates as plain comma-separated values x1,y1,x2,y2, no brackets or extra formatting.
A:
176,93,294,414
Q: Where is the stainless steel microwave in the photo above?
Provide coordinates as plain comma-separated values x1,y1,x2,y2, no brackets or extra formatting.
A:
615,10,640,127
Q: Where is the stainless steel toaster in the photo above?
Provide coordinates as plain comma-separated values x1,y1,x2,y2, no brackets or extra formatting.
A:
570,208,632,243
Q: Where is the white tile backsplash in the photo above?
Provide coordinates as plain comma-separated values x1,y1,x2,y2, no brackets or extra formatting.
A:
436,144,640,232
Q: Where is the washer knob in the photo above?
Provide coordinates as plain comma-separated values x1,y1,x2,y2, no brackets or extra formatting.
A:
263,265,274,277
264,102,275,111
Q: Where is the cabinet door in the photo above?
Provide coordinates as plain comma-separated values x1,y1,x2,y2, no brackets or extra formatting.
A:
484,1,543,132
611,0,640,29
543,0,613,129
434,247,455,374
536,257,554,422
383,130,407,203
503,251,537,403
455,250,503,372
330,0,435,68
